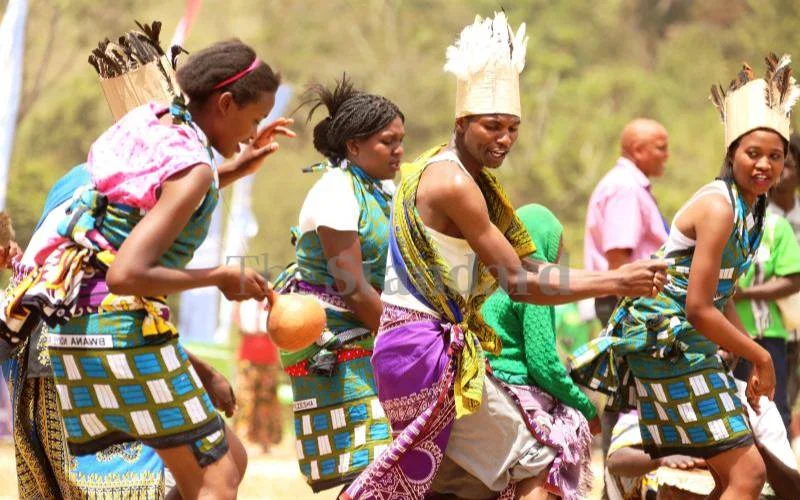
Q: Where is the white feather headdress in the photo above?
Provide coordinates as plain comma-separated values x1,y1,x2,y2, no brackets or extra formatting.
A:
710,53,800,148
445,12,528,118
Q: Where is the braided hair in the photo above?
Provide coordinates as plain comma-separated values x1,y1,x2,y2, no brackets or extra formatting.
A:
176,39,280,106
302,74,403,163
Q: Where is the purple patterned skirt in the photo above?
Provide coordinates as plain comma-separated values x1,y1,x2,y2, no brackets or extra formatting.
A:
343,304,591,500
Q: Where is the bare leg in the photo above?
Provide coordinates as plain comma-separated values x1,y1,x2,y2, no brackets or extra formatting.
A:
754,440,800,500
156,425,247,500
705,464,724,500
705,445,765,500
225,424,249,481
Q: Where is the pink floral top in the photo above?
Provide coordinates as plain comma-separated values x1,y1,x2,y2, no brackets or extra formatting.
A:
87,102,214,211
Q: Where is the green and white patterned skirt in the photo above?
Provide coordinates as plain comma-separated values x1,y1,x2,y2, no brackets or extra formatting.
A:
46,311,227,466
288,355,392,492
630,360,753,458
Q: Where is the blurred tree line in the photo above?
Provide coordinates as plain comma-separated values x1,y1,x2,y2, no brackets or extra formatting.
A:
6,0,800,270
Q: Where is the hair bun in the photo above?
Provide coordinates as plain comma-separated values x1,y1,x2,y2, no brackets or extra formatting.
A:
312,116,337,159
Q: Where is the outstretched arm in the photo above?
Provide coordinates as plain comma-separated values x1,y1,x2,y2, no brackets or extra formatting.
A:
429,162,666,305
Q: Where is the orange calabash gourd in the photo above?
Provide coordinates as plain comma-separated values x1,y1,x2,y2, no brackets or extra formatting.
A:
265,288,326,352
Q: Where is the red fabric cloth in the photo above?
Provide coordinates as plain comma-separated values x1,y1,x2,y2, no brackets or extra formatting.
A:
283,348,372,377
238,334,280,365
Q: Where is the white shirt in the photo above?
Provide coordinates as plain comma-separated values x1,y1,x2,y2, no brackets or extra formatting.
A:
297,167,395,235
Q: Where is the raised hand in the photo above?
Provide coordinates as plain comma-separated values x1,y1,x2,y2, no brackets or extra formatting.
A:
235,117,296,177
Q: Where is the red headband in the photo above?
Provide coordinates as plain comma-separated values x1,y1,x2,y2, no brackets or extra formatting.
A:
212,58,261,91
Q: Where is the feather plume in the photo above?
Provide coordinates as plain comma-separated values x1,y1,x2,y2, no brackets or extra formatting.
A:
783,84,800,116
714,51,800,142
775,54,792,72
444,11,527,79
779,66,792,103
766,76,775,107
710,84,725,121
511,22,527,73
743,63,755,81
783,88,800,116
731,63,754,92
765,52,779,81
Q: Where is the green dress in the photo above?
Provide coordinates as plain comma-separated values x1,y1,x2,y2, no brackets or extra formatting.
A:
273,161,393,492
571,180,764,458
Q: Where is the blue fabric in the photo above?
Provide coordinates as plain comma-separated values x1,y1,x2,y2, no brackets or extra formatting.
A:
34,164,91,231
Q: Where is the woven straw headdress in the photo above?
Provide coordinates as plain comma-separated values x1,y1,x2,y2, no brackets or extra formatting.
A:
711,53,800,148
444,12,528,119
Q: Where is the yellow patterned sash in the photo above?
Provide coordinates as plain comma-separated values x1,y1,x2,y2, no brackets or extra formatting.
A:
392,144,534,417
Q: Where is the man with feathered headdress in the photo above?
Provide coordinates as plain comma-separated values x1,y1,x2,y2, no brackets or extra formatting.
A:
343,12,667,500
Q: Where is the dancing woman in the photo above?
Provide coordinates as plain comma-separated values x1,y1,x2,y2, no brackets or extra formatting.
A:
274,75,404,492
571,55,800,499
1,39,292,499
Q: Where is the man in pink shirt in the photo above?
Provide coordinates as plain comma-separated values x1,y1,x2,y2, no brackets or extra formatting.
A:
585,118,670,322
584,118,670,472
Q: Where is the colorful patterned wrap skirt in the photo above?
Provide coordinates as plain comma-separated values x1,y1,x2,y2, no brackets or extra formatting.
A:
9,337,166,499
286,354,392,492
570,303,754,459
46,298,227,465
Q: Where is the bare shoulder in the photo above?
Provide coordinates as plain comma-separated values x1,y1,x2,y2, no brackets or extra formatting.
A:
164,162,214,185
158,163,214,204
415,159,489,234
691,191,734,224
419,159,481,202
679,191,735,243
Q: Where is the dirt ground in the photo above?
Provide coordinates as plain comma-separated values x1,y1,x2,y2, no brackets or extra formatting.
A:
0,436,606,499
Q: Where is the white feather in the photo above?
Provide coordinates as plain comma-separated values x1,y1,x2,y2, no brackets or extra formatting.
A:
512,23,528,73
443,11,528,79
782,82,800,116
777,54,792,71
